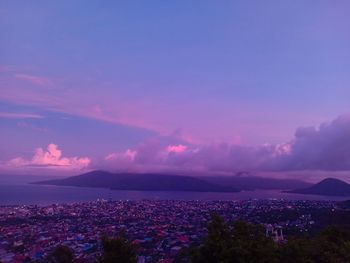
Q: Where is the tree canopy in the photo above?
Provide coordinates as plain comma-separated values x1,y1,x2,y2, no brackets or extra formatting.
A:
46,245,75,263
99,235,138,263
190,214,350,263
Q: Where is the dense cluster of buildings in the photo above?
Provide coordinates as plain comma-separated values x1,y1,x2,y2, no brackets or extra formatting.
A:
0,199,336,262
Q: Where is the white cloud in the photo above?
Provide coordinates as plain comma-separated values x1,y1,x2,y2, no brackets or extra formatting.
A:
7,143,90,170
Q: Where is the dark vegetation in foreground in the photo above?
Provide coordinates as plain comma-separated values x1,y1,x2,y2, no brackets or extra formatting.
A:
40,214,350,263
188,215,350,263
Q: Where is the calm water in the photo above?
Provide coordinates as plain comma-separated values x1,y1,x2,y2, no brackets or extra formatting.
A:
0,184,349,205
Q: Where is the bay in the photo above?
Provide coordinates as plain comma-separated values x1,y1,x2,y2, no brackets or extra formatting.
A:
0,184,349,206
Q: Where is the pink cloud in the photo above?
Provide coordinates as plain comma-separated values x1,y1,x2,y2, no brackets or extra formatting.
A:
105,149,136,162
7,143,90,170
2,114,349,175
100,114,350,173
101,139,287,173
167,144,187,153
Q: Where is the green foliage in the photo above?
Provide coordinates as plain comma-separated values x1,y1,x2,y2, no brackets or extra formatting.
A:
227,221,278,263
191,214,277,263
191,214,231,263
310,226,350,263
46,245,75,263
191,215,350,263
278,237,313,263
99,235,137,263
279,226,350,263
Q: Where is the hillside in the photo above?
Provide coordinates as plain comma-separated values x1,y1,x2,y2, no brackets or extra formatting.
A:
286,178,350,196
33,171,239,192
201,175,311,190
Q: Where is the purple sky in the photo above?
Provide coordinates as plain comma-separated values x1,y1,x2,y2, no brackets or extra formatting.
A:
1,1,350,178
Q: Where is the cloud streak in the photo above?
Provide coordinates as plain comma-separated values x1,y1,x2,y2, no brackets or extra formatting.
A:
0,112,44,119
14,74,53,87
0,66,319,145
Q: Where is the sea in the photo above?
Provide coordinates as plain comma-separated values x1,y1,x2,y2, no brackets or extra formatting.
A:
0,184,349,206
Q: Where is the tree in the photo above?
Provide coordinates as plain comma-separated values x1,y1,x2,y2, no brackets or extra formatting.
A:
46,245,75,263
279,226,350,263
192,214,232,263
310,226,350,263
191,214,278,263
99,236,137,263
228,220,278,263
278,237,313,263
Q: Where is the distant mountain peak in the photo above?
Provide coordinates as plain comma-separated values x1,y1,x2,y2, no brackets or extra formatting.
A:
235,171,252,177
318,177,348,184
287,177,350,196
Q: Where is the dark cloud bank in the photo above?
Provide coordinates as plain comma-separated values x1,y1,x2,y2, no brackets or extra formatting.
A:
102,115,350,173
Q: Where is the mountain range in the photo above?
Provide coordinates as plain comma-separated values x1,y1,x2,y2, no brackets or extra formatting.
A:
33,170,239,192
199,174,311,190
32,170,313,193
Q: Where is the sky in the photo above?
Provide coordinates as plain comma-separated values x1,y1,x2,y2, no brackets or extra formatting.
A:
1,1,350,179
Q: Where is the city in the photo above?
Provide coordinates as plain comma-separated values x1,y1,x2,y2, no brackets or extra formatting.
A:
0,199,343,262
